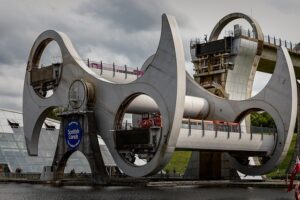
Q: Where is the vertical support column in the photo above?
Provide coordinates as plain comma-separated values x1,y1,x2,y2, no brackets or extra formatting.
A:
188,118,191,136
51,112,109,184
227,122,230,139
100,61,103,75
184,151,200,179
202,119,205,137
113,63,115,77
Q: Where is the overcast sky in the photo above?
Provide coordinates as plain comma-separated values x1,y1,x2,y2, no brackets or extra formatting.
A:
0,0,299,111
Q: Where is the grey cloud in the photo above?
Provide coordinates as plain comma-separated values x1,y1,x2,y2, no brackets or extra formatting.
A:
252,72,271,96
0,94,22,111
78,0,173,33
72,0,190,66
267,0,300,14
0,0,185,110
0,64,25,110
0,0,297,111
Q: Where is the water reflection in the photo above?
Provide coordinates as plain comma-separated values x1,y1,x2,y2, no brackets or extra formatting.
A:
0,183,292,200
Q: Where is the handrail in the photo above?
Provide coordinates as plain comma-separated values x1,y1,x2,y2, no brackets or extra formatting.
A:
46,56,144,77
117,121,276,134
86,59,144,77
191,27,299,53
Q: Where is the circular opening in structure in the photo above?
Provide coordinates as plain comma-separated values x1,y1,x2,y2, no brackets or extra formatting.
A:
217,19,253,40
63,151,91,175
39,41,62,68
251,71,272,97
114,94,162,167
232,109,277,167
31,41,62,98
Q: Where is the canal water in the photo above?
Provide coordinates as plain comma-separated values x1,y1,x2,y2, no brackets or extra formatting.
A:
0,183,293,200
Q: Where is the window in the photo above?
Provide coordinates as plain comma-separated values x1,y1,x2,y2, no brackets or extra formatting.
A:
44,121,56,131
7,119,19,128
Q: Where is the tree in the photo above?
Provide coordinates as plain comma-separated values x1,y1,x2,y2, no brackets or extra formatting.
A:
251,112,275,128
46,107,64,120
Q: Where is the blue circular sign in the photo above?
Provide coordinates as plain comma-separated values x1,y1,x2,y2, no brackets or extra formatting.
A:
65,120,83,149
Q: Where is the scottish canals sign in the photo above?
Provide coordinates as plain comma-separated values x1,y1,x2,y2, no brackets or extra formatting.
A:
65,121,83,149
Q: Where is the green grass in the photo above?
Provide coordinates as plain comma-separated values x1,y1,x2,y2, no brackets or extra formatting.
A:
164,151,191,175
162,134,297,179
267,133,297,179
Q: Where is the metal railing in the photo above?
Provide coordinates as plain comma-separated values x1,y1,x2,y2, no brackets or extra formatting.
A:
191,27,299,53
86,59,144,77
263,35,298,50
119,122,140,130
181,120,276,140
234,27,298,52
46,56,144,77
181,121,275,133
118,121,276,139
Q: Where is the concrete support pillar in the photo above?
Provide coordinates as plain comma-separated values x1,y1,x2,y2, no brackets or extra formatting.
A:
184,151,239,180
184,151,200,179
52,112,109,184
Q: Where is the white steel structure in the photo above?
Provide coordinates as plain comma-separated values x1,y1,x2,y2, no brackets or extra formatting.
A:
22,13,297,179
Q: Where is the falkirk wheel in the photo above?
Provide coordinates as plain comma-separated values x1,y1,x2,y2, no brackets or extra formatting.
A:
23,13,298,183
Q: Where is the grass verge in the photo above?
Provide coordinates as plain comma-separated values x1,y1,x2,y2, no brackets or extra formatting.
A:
164,151,191,175
267,133,297,179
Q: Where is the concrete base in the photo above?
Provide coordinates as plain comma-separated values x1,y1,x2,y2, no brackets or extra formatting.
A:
184,151,239,180
40,166,54,181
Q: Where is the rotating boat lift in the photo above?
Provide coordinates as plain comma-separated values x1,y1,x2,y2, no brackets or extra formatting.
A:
23,13,297,183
